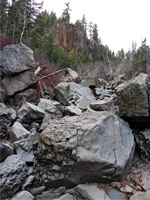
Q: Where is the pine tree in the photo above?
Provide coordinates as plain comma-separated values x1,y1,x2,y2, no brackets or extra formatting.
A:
92,24,100,61
81,14,87,36
69,48,79,70
58,2,71,24
0,0,10,37
6,0,42,42
88,21,93,40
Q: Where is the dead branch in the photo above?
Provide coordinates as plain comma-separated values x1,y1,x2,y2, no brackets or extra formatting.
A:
39,69,66,80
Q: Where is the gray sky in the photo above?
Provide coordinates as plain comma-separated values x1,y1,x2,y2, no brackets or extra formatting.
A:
37,0,150,53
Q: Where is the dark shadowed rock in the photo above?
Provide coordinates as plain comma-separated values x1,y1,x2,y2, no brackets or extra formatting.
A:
2,71,38,96
0,142,13,162
9,88,37,106
0,43,35,75
0,103,16,140
134,129,150,162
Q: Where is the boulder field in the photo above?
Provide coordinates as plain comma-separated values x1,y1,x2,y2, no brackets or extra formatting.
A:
0,44,150,200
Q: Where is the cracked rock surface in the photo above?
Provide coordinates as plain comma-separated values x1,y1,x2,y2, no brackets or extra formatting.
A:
35,110,135,185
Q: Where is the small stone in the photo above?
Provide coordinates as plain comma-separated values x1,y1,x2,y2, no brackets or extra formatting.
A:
11,190,34,200
52,165,61,171
30,186,46,196
54,186,66,194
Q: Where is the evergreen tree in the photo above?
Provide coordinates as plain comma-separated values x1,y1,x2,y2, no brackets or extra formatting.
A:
82,53,91,64
116,49,125,61
0,0,10,37
75,19,83,30
58,2,71,24
88,21,93,40
69,48,79,70
81,14,87,36
92,24,100,61
5,0,42,42
132,39,147,73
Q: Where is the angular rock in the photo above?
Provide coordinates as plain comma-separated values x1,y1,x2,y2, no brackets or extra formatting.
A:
37,99,62,130
35,191,61,200
114,73,149,117
134,129,150,162
0,43,35,75
65,105,82,116
22,175,34,189
54,193,76,200
9,121,30,143
90,97,114,111
130,169,150,191
74,184,110,200
0,103,16,140
36,111,135,184
13,134,37,164
64,68,79,82
18,101,45,123
0,85,6,102
81,77,98,88
0,142,13,162
11,190,34,200
54,82,96,107
108,188,126,200
2,71,38,96
0,155,27,199
30,186,46,196
37,99,62,116
130,191,150,200
9,88,37,106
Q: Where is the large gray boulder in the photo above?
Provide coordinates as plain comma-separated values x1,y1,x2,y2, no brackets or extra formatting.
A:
0,155,27,199
54,82,96,108
18,101,45,123
0,43,35,75
0,103,16,139
2,70,38,96
114,73,149,117
36,110,135,185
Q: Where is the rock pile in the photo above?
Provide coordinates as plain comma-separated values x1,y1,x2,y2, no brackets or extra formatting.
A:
1,44,150,200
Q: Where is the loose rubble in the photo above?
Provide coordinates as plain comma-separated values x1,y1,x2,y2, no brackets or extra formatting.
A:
0,44,150,200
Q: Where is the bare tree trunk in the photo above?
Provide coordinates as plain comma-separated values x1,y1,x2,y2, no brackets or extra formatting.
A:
20,0,27,43
4,18,8,37
12,22,16,41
